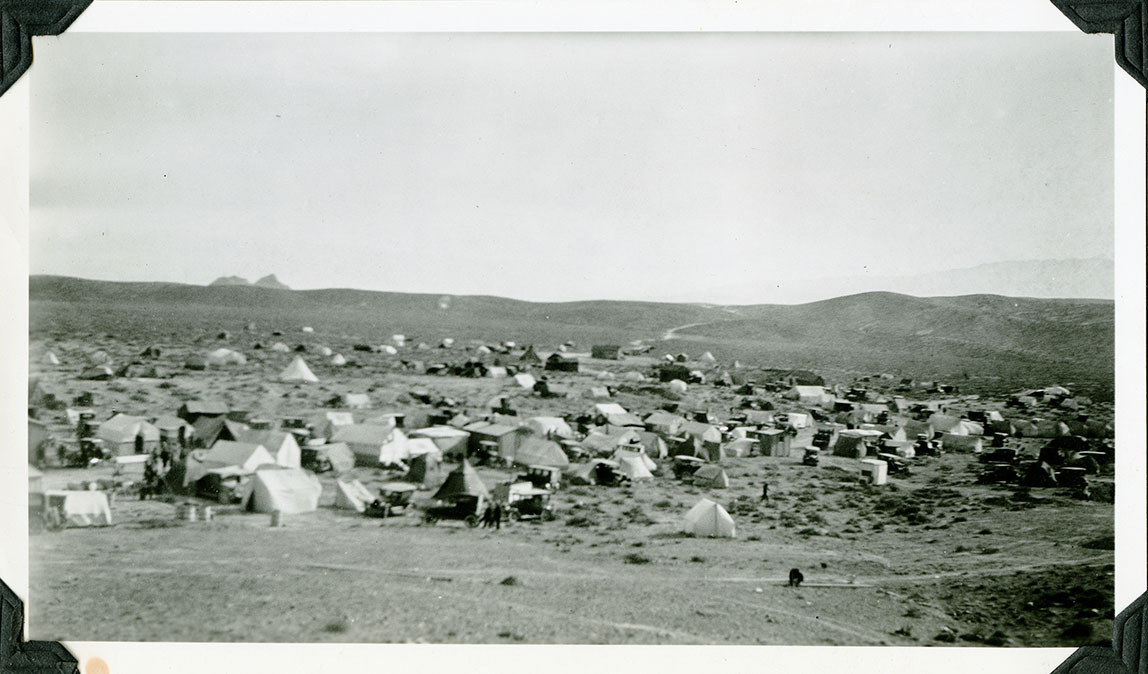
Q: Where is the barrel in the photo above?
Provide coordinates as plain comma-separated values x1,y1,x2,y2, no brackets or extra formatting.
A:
201,506,214,521
270,510,284,527
175,503,198,521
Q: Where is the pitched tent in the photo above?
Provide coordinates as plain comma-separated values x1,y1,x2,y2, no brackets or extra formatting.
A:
527,416,576,439
581,429,641,456
928,414,983,436
44,490,112,527
332,423,401,466
97,414,161,456
613,447,657,473
343,393,371,409
633,430,669,459
280,356,319,383
723,438,757,458
693,464,730,489
192,416,249,449
433,460,491,500
409,426,471,459
668,379,688,394
699,351,717,363
201,441,277,473
271,342,292,353
236,429,302,468
464,422,528,460
334,480,376,512
939,433,983,453
519,346,542,364
319,346,334,357
404,452,442,486
514,373,537,389
787,385,829,406
79,365,114,381
331,353,348,366
682,498,736,538
615,454,654,481
832,429,883,458
313,442,355,474
178,400,230,423
247,468,322,514
645,410,686,437
513,438,570,469
206,348,247,367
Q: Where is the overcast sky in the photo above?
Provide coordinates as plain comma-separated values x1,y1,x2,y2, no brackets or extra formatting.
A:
30,32,1113,303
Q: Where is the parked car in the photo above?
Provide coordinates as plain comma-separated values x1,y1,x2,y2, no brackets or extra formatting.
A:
423,494,483,527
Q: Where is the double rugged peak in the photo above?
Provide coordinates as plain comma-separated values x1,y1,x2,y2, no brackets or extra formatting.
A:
209,274,291,290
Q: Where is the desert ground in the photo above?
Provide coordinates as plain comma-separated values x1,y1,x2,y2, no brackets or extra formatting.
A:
25,288,1115,646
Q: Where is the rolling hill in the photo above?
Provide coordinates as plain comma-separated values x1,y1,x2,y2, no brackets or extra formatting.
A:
28,275,1114,397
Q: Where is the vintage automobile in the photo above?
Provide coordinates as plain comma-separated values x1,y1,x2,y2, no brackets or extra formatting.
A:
671,455,706,480
801,447,821,467
505,484,556,522
366,482,418,518
196,467,252,504
423,494,484,527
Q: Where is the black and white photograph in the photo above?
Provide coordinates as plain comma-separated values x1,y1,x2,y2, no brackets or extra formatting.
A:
2,0,1145,668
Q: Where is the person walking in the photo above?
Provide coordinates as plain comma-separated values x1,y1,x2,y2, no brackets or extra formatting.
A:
493,502,503,530
480,503,494,528
761,483,770,503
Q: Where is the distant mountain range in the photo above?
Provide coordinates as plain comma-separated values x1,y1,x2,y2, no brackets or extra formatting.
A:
670,258,1115,305
209,274,291,290
29,274,1114,397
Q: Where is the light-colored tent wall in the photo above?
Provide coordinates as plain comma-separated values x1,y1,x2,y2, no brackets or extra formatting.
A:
939,433,983,453
248,469,322,514
334,480,375,513
755,429,791,457
409,427,471,459
682,498,736,538
45,490,113,527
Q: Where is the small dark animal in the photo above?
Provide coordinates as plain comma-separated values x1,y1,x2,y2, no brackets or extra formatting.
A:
788,568,804,587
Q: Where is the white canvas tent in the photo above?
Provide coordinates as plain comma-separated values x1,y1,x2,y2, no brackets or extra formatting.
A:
334,479,375,513
45,490,113,527
248,468,322,514
682,498,736,538
280,356,319,383
527,416,575,439
206,348,247,367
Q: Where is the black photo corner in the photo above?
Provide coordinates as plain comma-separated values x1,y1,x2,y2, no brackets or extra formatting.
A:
0,0,1144,672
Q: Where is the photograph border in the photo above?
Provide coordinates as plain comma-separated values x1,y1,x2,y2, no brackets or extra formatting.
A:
1,2,1144,673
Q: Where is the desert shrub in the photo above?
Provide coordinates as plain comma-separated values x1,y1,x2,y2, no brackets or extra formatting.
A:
566,515,593,528
653,499,674,510
623,553,652,565
689,555,706,563
623,506,654,526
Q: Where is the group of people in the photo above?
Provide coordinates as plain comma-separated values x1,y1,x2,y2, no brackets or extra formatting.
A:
480,501,504,529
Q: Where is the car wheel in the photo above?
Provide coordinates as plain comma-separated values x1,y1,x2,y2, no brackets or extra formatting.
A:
542,510,555,522
508,510,521,522
465,515,479,528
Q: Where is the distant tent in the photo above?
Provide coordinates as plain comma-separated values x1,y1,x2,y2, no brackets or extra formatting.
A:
184,355,208,371
692,464,730,489
512,438,570,469
331,353,348,366
97,414,161,456
247,468,322,514
668,379,688,394
645,410,686,437
201,441,277,473
622,371,646,382
699,351,717,363
527,416,575,440
615,454,654,481
271,342,291,353
378,429,411,466
302,326,315,333
514,373,537,389
44,490,113,527
319,346,333,357
927,414,983,436
405,452,442,486
88,350,112,366
334,480,375,513
333,423,400,466
380,345,398,355
206,348,247,367
314,442,355,474
520,346,542,364
79,365,114,381
832,429,883,458
409,426,471,459
280,356,319,383
939,434,983,453
343,393,372,409
682,498,736,538
235,429,302,468
433,460,490,500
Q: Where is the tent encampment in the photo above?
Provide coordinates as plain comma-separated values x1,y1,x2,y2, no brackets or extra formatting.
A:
682,498,736,538
247,468,322,514
527,416,575,439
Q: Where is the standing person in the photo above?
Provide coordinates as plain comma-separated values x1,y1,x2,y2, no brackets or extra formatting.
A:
480,503,493,528
493,502,503,530
761,483,770,503
141,459,156,501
